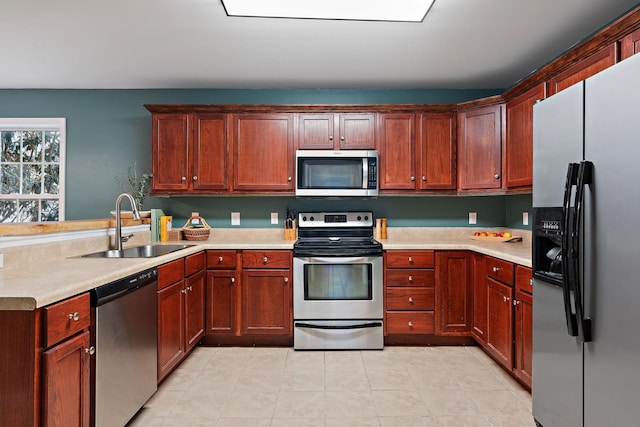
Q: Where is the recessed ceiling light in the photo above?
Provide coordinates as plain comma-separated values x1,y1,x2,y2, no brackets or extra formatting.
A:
221,0,436,23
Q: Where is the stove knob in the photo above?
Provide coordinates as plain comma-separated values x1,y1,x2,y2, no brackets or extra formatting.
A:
364,215,369,221
309,216,315,222
357,216,362,221
302,216,307,222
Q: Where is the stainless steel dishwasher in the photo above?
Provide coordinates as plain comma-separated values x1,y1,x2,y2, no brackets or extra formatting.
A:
91,268,158,427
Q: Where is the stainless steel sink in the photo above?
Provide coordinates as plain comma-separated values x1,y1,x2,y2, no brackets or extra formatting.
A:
82,244,194,258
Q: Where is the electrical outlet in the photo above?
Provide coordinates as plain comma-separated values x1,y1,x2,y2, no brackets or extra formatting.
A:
468,212,477,225
0,254,3,269
271,212,278,225
523,212,529,226
231,212,240,226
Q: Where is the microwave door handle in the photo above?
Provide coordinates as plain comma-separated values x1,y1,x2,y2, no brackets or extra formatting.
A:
562,163,579,337
573,160,593,342
362,158,368,189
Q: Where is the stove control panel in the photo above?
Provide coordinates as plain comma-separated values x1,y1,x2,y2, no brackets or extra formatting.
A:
298,211,373,228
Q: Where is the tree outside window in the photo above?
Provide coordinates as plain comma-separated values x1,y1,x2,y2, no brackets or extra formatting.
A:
0,118,65,222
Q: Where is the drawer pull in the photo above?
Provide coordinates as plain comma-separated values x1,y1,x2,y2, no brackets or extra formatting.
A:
68,312,80,322
408,256,413,263
263,257,268,263
218,256,224,262
85,346,95,355
408,321,413,327
492,267,500,273
408,296,414,303
529,278,533,286
408,275,413,282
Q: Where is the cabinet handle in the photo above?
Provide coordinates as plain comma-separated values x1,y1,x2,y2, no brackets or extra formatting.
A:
181,176,187,181
408,256,413,263
494,174,500,179
218,256,224,262
193,176,198,181
288,176,292,182
410,176,415,181
68,312,80,322
230,277,235,283
529,278,533,286
329,136,333,141
492,267,500,273
503,296,510,302
181,289,187,294
422,176,426,181
408,321,413,327
341,136,345,141
263,256,268,263
408,275,413,282
513,299,520,306
85,346,95,355
188,286,193,292
408,296,414,303
284,277,289,283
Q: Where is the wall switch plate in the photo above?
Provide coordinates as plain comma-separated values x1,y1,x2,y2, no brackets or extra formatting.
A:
523,212,529,226
0,253,3,269
231,212,240,226
271,212,278,224
468,212,477,225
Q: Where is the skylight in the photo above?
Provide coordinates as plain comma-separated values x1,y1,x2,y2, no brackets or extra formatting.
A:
220,0,436,23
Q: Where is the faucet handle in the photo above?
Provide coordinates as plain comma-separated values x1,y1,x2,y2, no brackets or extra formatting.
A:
121,233,134,243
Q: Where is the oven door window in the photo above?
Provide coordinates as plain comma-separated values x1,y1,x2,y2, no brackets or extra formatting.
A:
299,158,363,189
304,264,372,300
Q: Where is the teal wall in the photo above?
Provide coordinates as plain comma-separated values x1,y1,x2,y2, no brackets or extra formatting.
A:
0,88,535,229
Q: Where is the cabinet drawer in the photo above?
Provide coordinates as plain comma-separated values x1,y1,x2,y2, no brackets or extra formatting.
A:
386,250,435,268
207,250,237,269
515,265,533,295
385,269,435,287
43,293,90,347
386,311,434,335
158,258,185,290
242,250,290,269
386,287,434,310
485,256,514,285
185,251,205,276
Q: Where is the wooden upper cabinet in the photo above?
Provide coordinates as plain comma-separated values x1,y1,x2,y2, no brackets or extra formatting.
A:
377,113,416,190
505,84,546,188
419,113,456,190
232,113,295,191
298,113,335,149
152,113,190,191
298,113,375,150
457,104,503,190
191,114,229,191
621,27,640,60
547,43,617,96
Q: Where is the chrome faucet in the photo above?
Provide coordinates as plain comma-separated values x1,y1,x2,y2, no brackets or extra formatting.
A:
115,193,140,251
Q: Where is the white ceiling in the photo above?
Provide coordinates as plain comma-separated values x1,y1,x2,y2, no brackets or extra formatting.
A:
2,0,638,89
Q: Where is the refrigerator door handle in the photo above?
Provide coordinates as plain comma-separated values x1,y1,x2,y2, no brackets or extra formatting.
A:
573,160,593,342
562,162,579,337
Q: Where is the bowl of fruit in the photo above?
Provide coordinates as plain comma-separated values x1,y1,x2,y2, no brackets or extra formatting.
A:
471,231,522,242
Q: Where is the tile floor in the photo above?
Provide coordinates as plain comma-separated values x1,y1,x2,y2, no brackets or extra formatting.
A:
129,346,536,427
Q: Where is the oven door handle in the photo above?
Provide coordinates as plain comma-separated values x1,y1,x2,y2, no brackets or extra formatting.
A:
294,321,382,330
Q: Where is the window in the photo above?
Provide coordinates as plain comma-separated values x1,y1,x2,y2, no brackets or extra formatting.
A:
0,118,65,222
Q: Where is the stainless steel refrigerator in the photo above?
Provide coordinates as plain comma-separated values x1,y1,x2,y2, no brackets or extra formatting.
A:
532,52,640,427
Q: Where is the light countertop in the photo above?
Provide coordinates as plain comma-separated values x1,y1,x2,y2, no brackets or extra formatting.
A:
0,227,531,311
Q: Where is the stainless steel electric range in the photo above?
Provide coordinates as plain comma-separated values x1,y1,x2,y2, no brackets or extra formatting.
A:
292,211,383,350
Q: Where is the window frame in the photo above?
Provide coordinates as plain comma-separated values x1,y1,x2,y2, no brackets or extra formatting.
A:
0,118,66,222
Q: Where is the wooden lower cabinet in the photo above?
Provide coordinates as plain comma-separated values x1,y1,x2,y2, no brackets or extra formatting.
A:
241,269,292,335
157,253,206,382
42,330,91,427
206,269,238,335
437,251,472,335
514,289,533,388
471,253,487,344
485,277,514,369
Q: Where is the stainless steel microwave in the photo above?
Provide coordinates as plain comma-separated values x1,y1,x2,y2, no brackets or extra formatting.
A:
295,150,378,197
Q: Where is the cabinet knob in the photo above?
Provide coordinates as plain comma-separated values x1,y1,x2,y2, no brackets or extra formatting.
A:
408,256,413,263
284,277,289,283
181,176,187,181
408,296,414,303
219,256,224,262
410,176,415,181
230,277,235,283
492,267,500,273
341,136,345,141
68,312,80,322
408,275,413,282
263,257,268,263
188,286,193,292
85,346,95,355
288,176,292,182
422,176,426,181
193,176,198,181
329,136,333,141
503,296,510,302
494,174,500,179
181,289,188,294
408,321,413,327
529,278,533,286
